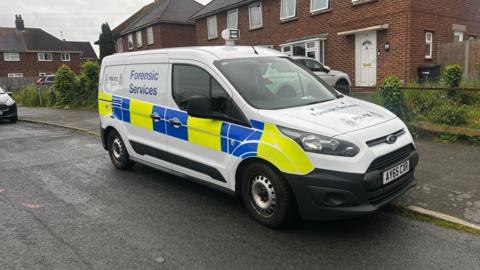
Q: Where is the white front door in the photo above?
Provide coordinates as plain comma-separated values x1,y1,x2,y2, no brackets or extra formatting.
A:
355,31,377,86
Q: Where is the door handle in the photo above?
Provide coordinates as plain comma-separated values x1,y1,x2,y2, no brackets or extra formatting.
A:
150,112,161,122
168,118,182,128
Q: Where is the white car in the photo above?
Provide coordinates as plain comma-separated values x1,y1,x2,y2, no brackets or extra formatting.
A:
0,87,17,123
98,40,418,228
292,56,351,94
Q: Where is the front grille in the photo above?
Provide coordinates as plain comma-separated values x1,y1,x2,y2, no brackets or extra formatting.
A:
367,144,414,172
366,129,406,147
0,104,8,110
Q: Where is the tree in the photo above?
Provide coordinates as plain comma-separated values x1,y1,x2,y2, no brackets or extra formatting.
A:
54,65,77,107
99,23,115,62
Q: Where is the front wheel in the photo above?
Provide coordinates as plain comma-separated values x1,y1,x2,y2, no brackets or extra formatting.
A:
241,162,298,228
107,130,135,170
335,79,351,95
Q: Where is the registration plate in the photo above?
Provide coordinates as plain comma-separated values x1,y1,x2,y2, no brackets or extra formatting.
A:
383,160,410,185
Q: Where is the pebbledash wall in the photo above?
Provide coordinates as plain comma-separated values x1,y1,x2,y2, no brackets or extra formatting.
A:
116,23,197,52
0,52,82,77
195,0,480,86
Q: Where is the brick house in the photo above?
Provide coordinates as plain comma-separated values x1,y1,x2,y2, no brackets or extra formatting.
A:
0,15,97,78
112,0,203,53
192,0,480,86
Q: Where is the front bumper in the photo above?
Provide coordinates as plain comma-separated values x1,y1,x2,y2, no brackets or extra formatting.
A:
284,149,419,220
0,103,17,119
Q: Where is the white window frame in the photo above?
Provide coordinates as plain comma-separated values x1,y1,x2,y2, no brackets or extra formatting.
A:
61,52,71,62
4,52,20,62
425,32,433,59
8,73,23,78
147,26,154,45
280,0,297,20
38,52,53,61
207,15,218,40
136,31,142,48
310,0,330,13
128,34,134,50
39,72,53,77
116,38,124,53
249,2,263,30
227,9,239,29
280,38,326,64
454,31,464,42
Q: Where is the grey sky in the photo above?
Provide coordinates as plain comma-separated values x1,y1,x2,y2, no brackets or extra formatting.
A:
0,0,211,55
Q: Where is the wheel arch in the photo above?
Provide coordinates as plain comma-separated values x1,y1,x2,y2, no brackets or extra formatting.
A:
101,126,118,150
235,157,286,197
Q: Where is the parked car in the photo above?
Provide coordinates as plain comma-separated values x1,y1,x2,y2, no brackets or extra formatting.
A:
36,75,56,86
0,87,17,123
292,56,351,95
98,43,418,228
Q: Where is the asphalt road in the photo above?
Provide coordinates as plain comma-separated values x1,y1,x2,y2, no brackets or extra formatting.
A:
1,122,479,270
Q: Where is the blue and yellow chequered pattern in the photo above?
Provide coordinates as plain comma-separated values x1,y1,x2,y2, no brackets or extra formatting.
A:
99,93,314,175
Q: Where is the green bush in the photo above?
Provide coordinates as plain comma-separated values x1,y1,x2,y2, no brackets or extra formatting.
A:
425,100,468,126
77,61,100,108
404,90,444,116
444,64,463,98
12,85,54,107
381,76,406,119
54,64,77,107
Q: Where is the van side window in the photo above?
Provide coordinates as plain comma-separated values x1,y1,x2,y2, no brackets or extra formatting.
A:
172,64,246,124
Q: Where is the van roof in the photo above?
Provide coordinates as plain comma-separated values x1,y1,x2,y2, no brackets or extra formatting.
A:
104,46,284,64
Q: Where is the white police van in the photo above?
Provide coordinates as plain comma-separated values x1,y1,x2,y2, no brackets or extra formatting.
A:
99,30,418,228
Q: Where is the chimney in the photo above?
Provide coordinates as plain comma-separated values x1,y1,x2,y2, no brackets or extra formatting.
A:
15,15,25,31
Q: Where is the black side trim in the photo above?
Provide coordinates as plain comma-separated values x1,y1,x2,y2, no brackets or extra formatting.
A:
130,140,227,183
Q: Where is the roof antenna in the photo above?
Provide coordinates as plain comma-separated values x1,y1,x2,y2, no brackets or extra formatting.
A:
252,45,259,55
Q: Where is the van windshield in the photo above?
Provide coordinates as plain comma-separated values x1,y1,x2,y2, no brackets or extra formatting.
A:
214,57,337,110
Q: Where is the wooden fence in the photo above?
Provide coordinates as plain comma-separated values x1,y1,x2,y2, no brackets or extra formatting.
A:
0,77,36,93
438,39,480,81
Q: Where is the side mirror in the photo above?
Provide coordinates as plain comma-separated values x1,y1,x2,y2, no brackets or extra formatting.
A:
6,92,12,96
323,66,331,73
187,95,212,118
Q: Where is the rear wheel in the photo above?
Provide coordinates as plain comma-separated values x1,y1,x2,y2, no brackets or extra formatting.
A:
107,130,135,170
335,79,351,95
241,162,298,228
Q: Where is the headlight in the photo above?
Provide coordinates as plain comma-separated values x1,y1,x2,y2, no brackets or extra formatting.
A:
5,97,15,106
278,126,360,157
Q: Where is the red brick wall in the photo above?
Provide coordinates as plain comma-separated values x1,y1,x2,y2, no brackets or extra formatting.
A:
116,23,197,52
195,0,480,85
407,0,480,81
0,52,82,78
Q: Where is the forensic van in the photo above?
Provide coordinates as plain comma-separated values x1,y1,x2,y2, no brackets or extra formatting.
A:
98,32,419,228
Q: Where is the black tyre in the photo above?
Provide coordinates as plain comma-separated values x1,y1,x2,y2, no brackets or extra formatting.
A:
9,115,17,123
335,79,351,95
241,162,298,228
107,130,135,170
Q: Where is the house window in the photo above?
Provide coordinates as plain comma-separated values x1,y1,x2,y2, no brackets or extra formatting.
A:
147,27,154,45
128,34,134,50
311,0,329,12
4,53,20,62
454,31,464,42
280,39,325,64
207,16,218,40
38,53,53,61
249,2,263,30
280,0,296,20
39,72,53,77
8,73,23,78
116,38,124,52
425,32,433,59
227,9,239,29
136,31,142,48
61,53,71,61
